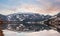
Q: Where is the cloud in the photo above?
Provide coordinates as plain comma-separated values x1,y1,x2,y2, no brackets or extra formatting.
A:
36,0,60,13
9,3,60,15
0,0,60,15
0,4,59,15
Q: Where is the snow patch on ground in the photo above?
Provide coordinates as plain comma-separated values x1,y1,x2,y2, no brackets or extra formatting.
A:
3,30,60,36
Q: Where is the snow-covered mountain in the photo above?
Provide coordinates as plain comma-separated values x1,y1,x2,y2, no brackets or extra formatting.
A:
0,13,52,31
0,14,8,29
0,12,60,36
6,13,52,31
7,13,51,22
1,12,60,32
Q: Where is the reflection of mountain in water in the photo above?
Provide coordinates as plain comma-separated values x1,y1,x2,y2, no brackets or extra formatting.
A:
0,14,7,29
0,12,60,32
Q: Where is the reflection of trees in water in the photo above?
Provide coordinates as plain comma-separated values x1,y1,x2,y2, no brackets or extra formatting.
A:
24,24,51,31
2,23,51,31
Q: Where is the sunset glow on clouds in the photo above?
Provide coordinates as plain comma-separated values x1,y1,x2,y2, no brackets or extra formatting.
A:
0,0,60,15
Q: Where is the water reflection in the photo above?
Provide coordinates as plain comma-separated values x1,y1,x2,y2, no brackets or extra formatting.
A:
2,23,51,32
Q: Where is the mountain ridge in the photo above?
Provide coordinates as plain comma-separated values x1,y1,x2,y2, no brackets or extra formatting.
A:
0,12,60,32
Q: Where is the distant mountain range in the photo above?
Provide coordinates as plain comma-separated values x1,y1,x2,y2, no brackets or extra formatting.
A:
7,13,52,22
0,12,60,32
0,13,52,21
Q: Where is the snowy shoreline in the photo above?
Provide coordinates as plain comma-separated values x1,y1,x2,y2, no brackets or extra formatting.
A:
3,30,60,36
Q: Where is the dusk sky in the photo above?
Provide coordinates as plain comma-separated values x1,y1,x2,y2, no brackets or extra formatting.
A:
0,0,60,15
